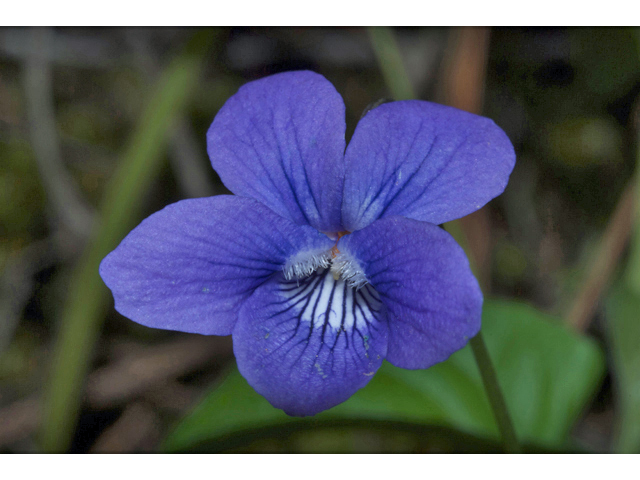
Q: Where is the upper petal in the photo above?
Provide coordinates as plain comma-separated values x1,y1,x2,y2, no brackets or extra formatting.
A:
338,216,482,369
207,71,346,233
100,196,333,335
234,269,388,416
341,101,516,231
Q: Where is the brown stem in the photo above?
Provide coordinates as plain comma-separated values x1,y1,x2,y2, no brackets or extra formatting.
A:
567,181,636,331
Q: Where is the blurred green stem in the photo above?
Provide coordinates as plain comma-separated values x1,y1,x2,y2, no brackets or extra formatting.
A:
367,27,415,100
624,30,640,294
39,31,216,452
470,333,521,453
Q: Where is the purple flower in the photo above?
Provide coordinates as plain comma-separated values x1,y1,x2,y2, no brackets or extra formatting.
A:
100,71,515,416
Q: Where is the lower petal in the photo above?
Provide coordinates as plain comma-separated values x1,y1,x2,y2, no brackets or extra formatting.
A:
338,216,482,370
234,269,388,416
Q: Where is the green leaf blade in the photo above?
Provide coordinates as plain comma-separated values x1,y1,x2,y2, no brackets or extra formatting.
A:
606,285,640,453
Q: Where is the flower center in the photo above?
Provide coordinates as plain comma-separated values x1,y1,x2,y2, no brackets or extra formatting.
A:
283,234,368,289
279,268,382,333
329,251,368,289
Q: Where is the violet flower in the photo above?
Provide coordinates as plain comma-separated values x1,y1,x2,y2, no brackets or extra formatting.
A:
100,71,515,416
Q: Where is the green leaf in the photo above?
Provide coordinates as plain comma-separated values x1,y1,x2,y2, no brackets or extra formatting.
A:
605,285,640,453
162,299,604,452
481,301,604,446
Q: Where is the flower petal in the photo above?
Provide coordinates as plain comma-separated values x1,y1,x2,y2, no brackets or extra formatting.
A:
207,71,346,233
341,101,515,231
100,196,333,335
338,216,482,369
234,269,388,416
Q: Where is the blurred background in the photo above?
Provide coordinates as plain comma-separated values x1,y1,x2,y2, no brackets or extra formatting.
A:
1,27,639,453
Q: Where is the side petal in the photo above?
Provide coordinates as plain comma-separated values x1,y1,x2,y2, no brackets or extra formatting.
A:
234,270,388,416
339,216,482,369
100,196,333,335
207,71,346,233
341,101,515,231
